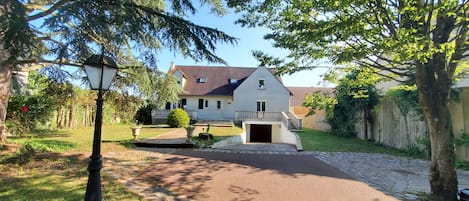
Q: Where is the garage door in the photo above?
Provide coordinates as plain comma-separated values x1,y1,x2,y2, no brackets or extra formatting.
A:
250,124,272,143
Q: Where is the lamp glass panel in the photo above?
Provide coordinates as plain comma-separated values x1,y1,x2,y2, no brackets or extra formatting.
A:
84,64,102,90
84,64,117,90
101,65,117,90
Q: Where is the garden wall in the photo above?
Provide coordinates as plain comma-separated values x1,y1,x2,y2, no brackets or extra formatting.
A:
355,88,469,161
290,106,331,131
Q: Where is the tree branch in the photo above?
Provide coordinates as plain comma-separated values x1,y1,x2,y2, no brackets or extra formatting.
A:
17,58,82,69
27,0,71,21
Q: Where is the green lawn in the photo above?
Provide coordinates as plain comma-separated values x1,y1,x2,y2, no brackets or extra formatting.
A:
297,128,428,159
8,124,175,152
209,126,243,137
0,153,143,201
1,124,176,201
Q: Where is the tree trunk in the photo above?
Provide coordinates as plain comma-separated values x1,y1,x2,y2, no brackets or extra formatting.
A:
68,105,74,128
415,62,458,201
0,46,12,142
364,108,369,140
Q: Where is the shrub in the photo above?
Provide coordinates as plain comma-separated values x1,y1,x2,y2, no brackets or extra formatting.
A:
167,109,190,128
134,104,157,125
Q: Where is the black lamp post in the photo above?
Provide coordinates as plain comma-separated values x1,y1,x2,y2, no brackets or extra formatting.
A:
83,53,117,201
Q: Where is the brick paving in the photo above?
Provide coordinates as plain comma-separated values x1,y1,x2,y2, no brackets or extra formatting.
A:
102,128,469,201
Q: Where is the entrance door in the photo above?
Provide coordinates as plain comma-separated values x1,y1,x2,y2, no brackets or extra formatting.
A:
250,124,272,143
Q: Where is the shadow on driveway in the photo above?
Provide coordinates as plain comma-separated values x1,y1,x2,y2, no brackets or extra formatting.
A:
135,149,397,201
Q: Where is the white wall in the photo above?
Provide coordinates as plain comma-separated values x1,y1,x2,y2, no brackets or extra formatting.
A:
233,67,290,113
181,95,233,120
243,120,302,150
172,70,186,87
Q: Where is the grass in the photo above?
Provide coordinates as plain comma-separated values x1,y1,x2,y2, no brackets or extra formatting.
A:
297,128,428,159
8,124,175,153
0,124,176,201
190,125,244,148
208,126,243,138
456,160,469,171
0,153,143,201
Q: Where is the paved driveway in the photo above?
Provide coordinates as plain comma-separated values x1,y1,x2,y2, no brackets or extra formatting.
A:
131,149,397,201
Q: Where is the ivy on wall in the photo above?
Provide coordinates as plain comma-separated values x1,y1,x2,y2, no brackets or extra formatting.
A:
303,67,380,137
384,85,423,118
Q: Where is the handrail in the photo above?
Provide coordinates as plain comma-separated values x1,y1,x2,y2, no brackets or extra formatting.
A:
235,111,282,121
287,112,302,130
281,112,291,130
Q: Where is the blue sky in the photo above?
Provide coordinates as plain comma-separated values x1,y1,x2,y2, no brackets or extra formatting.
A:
154,6,330,87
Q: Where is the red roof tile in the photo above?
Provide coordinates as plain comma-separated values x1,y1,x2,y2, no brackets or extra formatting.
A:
170,65,260,96
287,87,334,106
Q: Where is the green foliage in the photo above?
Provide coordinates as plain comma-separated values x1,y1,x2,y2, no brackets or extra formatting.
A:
0,143,38,165
302,92,336,121
166,108,190,128
154,74,184,106
134,104,157,125
456,161,469,171
455,133,469,147
191,136,214,148
1,0,236,71
228,0,467,77
385,85,422,117
415,135,431,158
6,94,55,135
326,68,381,137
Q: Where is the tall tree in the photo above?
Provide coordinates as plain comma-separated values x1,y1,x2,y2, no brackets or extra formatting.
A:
228,0,468,200
0,0,236,141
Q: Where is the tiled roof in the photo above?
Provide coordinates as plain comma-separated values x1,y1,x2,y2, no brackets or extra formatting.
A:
288,87,334,106
169,65,260,96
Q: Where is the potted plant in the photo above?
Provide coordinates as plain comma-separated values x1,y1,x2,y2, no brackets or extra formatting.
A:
185,125,195,141
131,121,142,141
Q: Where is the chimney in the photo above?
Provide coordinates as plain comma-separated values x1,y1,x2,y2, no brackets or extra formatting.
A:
169,61,175,71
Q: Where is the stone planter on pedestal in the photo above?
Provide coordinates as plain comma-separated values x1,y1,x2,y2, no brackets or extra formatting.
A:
185,126,195,142
131,126,142,141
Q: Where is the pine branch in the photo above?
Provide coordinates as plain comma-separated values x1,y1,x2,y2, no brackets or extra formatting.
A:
27,0,72,21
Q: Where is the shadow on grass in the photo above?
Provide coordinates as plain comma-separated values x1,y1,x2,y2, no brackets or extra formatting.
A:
10,129,72,139
102,140,136,149
0,150,142,201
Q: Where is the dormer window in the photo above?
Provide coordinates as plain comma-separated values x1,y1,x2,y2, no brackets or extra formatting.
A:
258,79,265,89
198,77,207,83
230,78,238,84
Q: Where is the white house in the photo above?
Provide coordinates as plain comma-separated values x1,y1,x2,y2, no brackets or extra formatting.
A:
152,65,302,148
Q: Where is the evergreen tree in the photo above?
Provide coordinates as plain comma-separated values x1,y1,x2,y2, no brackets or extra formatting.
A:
0,0,236,141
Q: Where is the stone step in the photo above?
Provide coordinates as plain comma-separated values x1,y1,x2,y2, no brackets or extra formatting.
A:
133,141,195,148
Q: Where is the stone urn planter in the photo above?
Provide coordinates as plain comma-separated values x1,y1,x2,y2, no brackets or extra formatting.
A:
131,126,142,141
185,126,195,141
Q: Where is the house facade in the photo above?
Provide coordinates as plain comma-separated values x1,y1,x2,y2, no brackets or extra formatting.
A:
158,65,292,121
152,64,302,149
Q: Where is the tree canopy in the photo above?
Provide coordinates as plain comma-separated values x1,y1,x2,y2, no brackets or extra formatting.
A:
228,0,468,200
0,0,237,141
2,0,236,68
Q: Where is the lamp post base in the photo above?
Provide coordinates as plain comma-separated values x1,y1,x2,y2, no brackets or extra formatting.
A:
85,155,102,201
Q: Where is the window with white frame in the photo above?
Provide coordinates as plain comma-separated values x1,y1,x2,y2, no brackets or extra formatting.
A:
256,101,266,112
